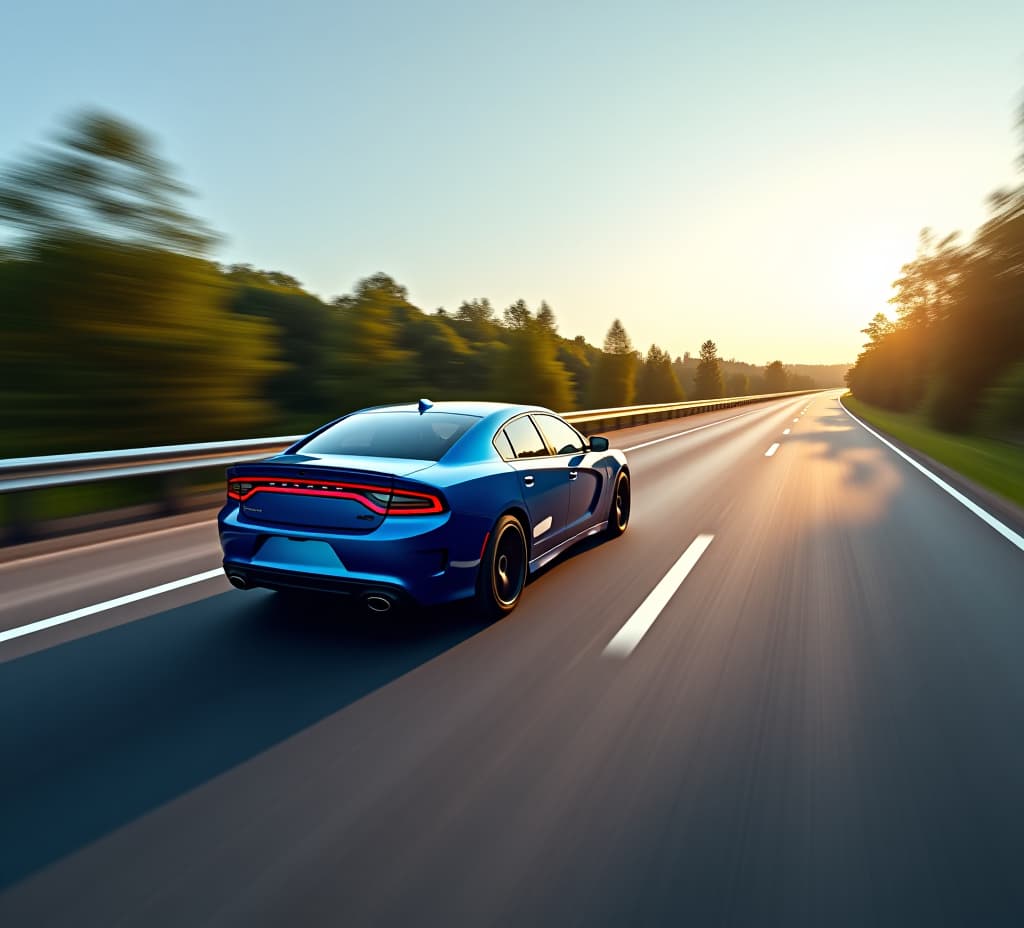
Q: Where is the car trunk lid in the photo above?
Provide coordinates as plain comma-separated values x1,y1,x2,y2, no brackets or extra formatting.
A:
227,453,436,532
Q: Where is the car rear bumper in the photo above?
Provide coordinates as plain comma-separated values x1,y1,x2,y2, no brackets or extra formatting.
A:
222,561,409,602
218,503,488,606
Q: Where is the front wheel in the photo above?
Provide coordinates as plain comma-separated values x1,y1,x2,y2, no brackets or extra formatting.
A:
475,514,528,620
606,470,630,537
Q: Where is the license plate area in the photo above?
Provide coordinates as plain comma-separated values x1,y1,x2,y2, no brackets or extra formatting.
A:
253,537,344,570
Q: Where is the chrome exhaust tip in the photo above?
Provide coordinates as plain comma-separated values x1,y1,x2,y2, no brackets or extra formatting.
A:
364,593,394,613
227,573,249,590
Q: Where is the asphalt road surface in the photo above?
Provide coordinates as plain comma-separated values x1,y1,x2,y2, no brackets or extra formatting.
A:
2,392,1024,926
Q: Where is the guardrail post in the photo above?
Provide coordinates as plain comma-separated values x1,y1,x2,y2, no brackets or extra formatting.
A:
161,472,186,516
3,492,33,545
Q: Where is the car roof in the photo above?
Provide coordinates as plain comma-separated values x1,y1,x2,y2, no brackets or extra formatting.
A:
355,401,572,465
359,400,553,419
308,401,578,468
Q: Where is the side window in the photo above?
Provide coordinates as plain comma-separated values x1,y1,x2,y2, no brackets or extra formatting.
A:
494,429,516,461
503,416,550,459
534,414,586,455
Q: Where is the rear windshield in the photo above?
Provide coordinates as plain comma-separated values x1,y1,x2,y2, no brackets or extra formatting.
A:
297,411,478,461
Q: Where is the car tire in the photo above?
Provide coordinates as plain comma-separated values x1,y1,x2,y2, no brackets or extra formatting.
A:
606,470,630,537
476,514,528,619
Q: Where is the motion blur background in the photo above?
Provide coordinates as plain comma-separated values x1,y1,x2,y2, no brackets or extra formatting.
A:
1,0,1023,531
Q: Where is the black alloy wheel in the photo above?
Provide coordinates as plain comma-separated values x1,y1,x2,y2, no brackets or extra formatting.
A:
476,514,528,619
607,470,630,537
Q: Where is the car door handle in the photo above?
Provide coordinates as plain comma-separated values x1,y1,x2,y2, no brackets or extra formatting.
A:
568,470,578,480
523,475,535,487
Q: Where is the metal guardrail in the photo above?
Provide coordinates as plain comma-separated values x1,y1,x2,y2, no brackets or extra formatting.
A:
0,436,304,493
0,390,823,496
561,390,821,433
0,389,825,543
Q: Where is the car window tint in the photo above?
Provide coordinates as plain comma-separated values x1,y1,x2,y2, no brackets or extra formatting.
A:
494,429,516,460
299,412,477,461
534,414,585,455
504,416,549,459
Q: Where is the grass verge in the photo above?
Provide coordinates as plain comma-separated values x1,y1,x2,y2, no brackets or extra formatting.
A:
842,394,1024,508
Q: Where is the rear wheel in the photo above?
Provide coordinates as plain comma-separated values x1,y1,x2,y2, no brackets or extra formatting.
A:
606,470,630,537
475,514,528,619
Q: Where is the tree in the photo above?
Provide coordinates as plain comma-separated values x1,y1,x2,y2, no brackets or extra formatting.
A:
0,109,215,256
557,335,595,409
454,298,495,333
389,304,475,396
328,273,418,412
0,112,278,454
978,361,1024,440
226,266,337,430
589,319,637,407
536,300,557,335
451,298,503,393
672,354,692,393
0,242,280,454
925,189,1024,430
764,360,789,393
692,340,724,399
862,312,896,346
845,94,1024,430
503,298,532,331
847,229,971,417
491,311,572,410
725,372,749,397
637,344,684,403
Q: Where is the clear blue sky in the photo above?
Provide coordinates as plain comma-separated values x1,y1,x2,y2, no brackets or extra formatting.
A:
3,0,1022,364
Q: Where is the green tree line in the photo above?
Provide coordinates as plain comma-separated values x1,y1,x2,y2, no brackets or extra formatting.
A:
0,111,833,456
846,97,1024,440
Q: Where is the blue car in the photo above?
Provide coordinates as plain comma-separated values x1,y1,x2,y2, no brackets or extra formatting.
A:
219,400,630,618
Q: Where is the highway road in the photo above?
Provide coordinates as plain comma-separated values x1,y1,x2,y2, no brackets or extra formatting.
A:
2,391,1024,926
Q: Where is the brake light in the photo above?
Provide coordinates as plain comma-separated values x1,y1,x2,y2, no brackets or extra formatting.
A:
363,488,445,514
385,489,445,515
227,481,253,500
226,477,443,515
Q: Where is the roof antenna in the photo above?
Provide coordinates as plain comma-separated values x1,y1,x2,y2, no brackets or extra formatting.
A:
418,398,434,415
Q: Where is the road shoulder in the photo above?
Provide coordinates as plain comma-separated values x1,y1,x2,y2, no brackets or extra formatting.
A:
840,394,1024,541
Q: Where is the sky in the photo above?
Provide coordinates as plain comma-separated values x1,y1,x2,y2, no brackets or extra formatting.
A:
3,0,1023,365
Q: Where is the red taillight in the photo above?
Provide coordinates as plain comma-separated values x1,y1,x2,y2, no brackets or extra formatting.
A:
226,477,443,515
385,489,445,515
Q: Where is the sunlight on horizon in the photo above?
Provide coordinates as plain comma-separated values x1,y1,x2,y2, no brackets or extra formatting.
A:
833,235,916,337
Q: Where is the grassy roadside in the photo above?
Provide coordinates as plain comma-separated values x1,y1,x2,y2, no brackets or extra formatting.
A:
842,394,1024,508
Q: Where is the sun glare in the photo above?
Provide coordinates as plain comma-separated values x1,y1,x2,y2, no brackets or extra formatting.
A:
834,235,913,331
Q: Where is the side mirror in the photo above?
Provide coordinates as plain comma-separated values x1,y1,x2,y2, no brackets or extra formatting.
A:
588,435,609,452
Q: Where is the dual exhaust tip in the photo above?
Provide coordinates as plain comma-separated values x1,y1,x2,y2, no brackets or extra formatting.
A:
363,593,395,613
227,572,396,613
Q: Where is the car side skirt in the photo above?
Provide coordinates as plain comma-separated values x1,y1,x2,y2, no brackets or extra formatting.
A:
528,520,609,573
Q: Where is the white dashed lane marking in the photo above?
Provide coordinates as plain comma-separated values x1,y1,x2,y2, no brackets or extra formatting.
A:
604,534,715,658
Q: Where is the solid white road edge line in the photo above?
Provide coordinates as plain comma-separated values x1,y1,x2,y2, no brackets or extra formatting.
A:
841,397,1024,554
765,443,780,457
622,412,753,452
0,568,225,644
604,534,714,658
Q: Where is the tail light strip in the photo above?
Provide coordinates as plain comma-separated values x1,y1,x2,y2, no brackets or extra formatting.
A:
227,477,444,515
